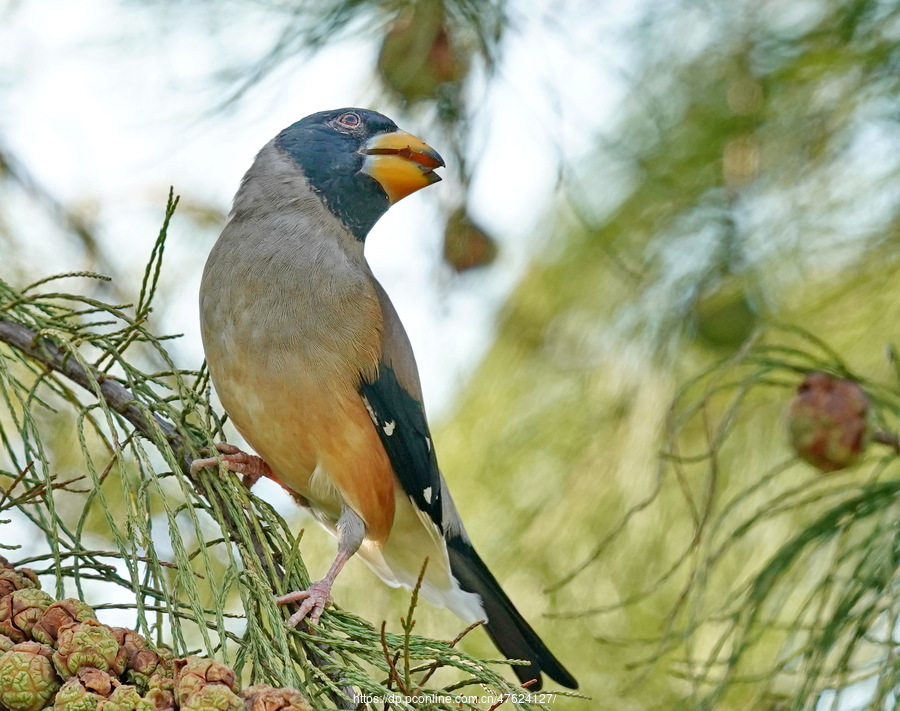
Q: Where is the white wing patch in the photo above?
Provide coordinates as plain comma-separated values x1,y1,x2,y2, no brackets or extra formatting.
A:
383,420,396,436
425,437,431,452
362,396,378,426
423,486,433,503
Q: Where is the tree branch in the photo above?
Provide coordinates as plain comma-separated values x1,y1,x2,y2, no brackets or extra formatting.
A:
0,316,185,457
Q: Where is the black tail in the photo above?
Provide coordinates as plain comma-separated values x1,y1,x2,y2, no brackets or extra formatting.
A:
446,536,578,690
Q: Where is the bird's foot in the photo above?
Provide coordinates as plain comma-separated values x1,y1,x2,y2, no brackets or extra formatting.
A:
276,579,335,627
190,442,272,489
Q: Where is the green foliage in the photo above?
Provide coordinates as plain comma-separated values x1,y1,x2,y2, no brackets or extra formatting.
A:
651,329,900,710
435,1,900,709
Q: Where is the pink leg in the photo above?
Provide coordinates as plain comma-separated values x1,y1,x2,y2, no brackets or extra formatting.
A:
277,505,365,626
276,549,351,626
190,442,272,489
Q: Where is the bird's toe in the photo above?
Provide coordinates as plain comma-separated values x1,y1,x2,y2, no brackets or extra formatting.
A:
189,455,220,475
189,442,272,488
277,580,334,627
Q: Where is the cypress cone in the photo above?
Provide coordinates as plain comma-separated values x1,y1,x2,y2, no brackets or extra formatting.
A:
99,684,157,711
180,684,244,711
0,589,55,643
53,620,128,679
0,557,40,598
0,559,312,710
240,684,313,711
32,599,98,646
0,641,61,711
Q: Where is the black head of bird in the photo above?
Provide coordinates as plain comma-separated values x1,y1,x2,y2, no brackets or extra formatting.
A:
276,108,445,240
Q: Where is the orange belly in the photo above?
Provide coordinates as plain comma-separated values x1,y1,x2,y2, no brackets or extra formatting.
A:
215,365,396,544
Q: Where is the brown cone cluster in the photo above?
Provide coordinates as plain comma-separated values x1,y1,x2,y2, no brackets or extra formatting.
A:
442,208,498,273
788,371,869,472
0,557,311,711
378,0,467,103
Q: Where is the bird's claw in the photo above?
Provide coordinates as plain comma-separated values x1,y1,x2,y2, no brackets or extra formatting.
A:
190,441,272,488
276,580,335,627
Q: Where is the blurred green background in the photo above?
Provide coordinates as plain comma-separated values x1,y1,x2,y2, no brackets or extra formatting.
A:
2,0,900,708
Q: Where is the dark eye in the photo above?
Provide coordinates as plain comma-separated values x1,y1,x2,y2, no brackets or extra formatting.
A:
335,112,361,129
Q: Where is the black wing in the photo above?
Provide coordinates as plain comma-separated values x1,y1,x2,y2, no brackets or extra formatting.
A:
359,364,443,529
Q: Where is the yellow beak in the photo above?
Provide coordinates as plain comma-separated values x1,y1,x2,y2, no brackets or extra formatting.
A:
360,130,445,204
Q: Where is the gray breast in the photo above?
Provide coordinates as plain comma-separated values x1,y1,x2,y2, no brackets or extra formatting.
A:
200,141,383,381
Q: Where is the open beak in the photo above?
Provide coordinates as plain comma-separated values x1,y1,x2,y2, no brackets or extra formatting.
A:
360,130,445,204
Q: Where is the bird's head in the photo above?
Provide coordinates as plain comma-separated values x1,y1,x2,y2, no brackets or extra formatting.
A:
276,108,444,240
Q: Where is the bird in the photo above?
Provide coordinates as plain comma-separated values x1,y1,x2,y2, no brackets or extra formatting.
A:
194,107,577,691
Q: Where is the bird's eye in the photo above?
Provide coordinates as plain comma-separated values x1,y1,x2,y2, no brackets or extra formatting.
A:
335,112,361,129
